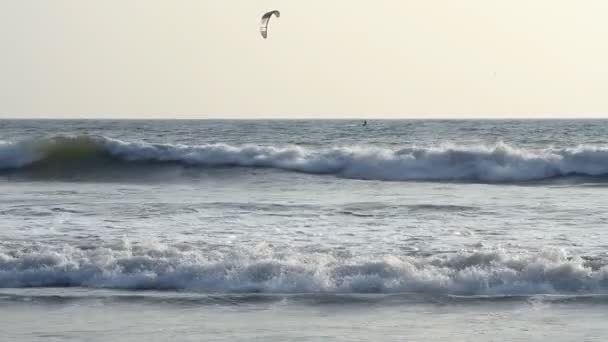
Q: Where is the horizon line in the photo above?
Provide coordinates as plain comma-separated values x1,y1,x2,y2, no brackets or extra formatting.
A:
1,115,607,121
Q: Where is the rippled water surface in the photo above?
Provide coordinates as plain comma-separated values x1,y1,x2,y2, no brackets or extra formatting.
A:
1,120,608,341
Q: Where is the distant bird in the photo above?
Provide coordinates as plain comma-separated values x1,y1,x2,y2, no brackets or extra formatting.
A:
362,120,368,127
260,10,281,39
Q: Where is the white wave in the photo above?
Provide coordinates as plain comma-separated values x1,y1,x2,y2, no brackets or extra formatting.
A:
0,243,606,295
3,135,608,182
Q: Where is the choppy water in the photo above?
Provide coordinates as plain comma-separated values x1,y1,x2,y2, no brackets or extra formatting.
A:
1,119,608,341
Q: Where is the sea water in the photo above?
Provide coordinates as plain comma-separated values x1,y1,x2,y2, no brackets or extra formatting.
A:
1,119,608,341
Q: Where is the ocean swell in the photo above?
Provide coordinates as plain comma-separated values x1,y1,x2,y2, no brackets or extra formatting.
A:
2,135,608,182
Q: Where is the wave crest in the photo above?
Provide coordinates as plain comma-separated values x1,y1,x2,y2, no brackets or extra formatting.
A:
0,243,607,295
3,135,608,182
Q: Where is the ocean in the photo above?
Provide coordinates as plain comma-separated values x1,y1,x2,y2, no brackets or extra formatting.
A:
1,119,608,341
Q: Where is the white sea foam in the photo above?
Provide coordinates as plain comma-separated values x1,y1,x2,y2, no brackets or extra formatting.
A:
3,135,608,182
0,243,606,295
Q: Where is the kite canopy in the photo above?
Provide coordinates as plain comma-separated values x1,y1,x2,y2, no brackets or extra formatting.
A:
260,10,280,39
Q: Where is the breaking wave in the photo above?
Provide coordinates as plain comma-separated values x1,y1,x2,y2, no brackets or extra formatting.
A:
1,243,607,296
3,135,608,182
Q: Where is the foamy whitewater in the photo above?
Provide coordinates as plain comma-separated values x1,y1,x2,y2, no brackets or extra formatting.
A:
2,120,608,341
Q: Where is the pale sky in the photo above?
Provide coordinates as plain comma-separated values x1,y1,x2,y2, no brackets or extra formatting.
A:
1,0,608,119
